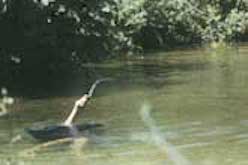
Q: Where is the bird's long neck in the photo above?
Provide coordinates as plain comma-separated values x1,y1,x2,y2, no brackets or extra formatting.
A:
63,103,79,126
63,95,89,126
63,78,112,126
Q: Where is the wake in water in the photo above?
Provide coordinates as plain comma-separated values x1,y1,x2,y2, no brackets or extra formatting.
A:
140,103,192,165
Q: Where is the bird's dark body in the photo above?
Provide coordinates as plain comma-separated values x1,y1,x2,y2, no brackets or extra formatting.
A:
26,123,103,142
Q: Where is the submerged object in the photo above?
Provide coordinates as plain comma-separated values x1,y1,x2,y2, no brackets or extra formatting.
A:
26,123,103,142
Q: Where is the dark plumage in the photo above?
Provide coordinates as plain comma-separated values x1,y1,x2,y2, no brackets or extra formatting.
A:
25,123,103,142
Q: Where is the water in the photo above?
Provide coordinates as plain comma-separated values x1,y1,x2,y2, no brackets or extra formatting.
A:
140,103,191,165
1,44,248,164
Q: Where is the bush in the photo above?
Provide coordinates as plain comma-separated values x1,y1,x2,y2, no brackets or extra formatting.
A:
0,0,247,90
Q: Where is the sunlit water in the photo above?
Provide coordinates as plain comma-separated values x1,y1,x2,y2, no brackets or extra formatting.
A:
1,44,248,164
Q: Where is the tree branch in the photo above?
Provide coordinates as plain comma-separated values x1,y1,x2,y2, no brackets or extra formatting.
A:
20,137,88,157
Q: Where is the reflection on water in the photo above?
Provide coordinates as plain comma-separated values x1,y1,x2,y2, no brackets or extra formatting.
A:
140,103,191,165
1,44,248,164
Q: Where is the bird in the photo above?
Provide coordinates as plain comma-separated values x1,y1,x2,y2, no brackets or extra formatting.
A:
25,78,112,142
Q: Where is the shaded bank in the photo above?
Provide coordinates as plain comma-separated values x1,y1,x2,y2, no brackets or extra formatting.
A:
2,46,210,98
0,0,247,96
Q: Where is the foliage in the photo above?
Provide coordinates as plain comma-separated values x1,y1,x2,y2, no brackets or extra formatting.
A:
136,0,203,48
0,0,247,88
200,0,248,42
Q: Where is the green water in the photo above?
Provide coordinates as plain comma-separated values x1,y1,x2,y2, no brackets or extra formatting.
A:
1,44,248,165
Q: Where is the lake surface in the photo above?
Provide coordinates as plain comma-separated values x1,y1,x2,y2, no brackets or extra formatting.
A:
1,43,248,165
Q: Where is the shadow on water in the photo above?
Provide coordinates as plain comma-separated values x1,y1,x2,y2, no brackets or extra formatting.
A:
7,51,208,98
